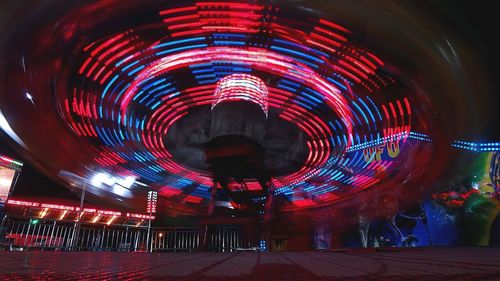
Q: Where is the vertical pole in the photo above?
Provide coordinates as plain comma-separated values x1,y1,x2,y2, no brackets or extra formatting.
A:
105,227,110,251
0,215,7,245
51,225,58,249
72,177,87,250
48,221,56,249
145,190,156,252
262,178,274,251
19,223,25,247
23,223,31,247
40,224,47,249
23,222,32,269
133,230,139,252
197,227,201,250
125,227,129,252
146,210,152,252
34,223,42,247
111,230,116,251
100,226,105,251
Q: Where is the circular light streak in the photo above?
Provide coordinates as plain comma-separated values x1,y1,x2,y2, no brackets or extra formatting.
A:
0,1,448,213
69,2,401,208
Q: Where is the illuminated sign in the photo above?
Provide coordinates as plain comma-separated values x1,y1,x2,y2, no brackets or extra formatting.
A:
147,190,158,214
0,166,16,204
7,199,154,221
0,155,23,169
363,140,401,163
6,199,39,207
126,213,155,220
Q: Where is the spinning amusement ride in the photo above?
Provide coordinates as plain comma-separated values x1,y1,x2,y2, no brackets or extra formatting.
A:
1,1,494,218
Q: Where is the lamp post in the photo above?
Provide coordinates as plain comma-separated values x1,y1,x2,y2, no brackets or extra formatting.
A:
71,175,87,250
146,190,157,252
71,165,94,251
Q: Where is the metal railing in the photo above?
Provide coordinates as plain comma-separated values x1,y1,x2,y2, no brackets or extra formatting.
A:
152,227,200,252
0,219,258,252
75,226,148,252
207,225,242,252
1,220,149,252
151,225,248,252
3,221,73,251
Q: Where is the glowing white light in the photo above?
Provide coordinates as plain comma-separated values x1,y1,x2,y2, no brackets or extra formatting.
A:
118,176,136,188
112,184,132,198
0,111,27,148
135,181,148,187
26,92,33,100
103,176,116,186
472,182,479,190
90,173,135,197
90,173,106,187
0,178,12,187
212,74,269,116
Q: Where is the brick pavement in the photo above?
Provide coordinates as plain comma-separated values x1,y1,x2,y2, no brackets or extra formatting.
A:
0,248,498,280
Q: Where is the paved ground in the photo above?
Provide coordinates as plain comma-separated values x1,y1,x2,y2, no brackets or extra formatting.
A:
0,248,499,280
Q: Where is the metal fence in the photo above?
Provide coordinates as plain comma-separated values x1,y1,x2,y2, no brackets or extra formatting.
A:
3,221,72,250
152,227,200,252
151,225,245,252
75,226,149,252
207,225,242,252
0,220,149,252
0,219,257,252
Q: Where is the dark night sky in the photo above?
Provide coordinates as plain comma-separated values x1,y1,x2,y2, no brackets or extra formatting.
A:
0,135,80,200
0,1,499,201
437,1,500,139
